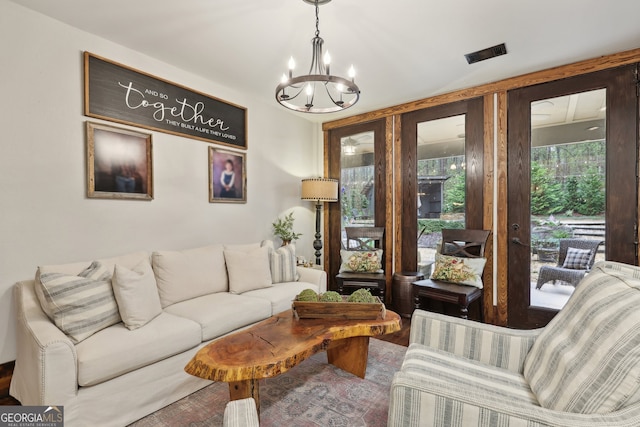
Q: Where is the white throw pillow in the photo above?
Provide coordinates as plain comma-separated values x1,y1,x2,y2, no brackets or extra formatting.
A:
262,240,299,283
38,261,121,343
112,260,162,330
152,244,227,307
224,245,273,294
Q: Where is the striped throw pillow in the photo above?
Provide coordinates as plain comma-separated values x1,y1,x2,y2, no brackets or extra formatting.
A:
39,261,121,343
269,243,298,284
524,261,640,414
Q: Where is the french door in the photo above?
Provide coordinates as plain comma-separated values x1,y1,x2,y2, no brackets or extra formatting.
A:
507,65,638,328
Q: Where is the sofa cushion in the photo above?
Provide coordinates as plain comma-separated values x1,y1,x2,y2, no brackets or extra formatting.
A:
112,260,162,330
35,251,149,319
164,292,272,341
224,246,273,294
152,245,227,308
38,261,121,343
524,261,640,414
75,312,201,387
243,281,321,314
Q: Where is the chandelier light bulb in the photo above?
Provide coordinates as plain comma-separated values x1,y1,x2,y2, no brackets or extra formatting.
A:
288,57,296,71
306,83,314,96
348,65,356,80
281,73,288,84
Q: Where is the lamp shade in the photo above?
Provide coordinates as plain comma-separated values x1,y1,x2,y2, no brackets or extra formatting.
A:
301,178,338,202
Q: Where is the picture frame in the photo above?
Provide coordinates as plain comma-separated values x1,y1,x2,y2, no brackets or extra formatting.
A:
209,147,246,203
86,121,153,200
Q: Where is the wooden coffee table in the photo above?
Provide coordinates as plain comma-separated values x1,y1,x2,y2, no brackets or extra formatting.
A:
184,309,401,415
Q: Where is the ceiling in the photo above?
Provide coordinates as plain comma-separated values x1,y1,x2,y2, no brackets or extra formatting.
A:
10,0,640,124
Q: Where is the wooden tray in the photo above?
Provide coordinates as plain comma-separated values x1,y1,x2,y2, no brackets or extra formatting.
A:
292,296,386,320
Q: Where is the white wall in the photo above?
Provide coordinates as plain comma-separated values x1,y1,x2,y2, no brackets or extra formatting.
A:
0,2,321,363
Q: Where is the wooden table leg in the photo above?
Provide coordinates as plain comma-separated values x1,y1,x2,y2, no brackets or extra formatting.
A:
326,336,370,379
229,379,260,416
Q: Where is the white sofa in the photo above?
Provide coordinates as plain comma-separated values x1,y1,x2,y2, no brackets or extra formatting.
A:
9,242,326,427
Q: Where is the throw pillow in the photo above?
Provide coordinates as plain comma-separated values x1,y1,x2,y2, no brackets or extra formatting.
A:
112,260,162,330
429,253,487,288
524,261,640,414
38,261,121,343
224,245,273,294
562,247,592,270
267,243,299,284
152,244,227,308
339,249,383,273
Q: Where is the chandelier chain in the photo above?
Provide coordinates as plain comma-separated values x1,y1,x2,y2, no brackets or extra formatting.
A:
314,0,320,38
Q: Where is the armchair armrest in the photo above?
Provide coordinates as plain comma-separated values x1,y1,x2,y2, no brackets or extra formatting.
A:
296,266,327,293
223,398,259,427
9,280,78,406
410,309,541,373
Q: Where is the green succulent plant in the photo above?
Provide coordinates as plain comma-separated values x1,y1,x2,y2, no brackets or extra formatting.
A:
297,289,319,302
347,288,377,303
319,291,342,302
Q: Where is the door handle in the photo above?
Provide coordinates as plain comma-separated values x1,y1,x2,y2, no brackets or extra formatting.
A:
512,237,530,247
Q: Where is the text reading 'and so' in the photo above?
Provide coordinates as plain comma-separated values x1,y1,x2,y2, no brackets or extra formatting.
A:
118,82,235,139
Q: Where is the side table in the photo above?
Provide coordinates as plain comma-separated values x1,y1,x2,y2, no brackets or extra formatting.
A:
392,271,424,317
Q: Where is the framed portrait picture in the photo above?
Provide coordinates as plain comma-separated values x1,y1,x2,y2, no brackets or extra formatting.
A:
86,121,153,200
209,147,246,203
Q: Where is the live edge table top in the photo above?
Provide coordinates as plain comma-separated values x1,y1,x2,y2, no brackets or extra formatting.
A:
184,308,402,384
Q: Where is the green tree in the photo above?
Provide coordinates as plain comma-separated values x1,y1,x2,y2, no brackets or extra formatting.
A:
564,177,580,213
443,171,465,213
531,162,564,215
576,168,605,215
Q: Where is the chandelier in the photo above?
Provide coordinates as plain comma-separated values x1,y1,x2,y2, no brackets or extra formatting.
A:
275,0,360,114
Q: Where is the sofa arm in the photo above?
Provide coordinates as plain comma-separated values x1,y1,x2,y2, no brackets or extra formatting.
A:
296,266,327,293
410,309,541,373
9,280,78,406
223,398,259,427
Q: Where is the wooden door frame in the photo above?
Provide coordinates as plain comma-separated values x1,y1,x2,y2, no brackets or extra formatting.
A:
506,64,638,328
325,118,393,303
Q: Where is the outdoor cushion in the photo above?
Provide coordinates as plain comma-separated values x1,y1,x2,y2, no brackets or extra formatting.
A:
562,247,592,270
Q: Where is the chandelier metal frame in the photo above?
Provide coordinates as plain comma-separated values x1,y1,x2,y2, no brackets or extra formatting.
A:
275,0,360,114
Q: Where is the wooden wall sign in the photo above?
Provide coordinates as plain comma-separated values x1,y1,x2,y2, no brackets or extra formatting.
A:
84,52,247,149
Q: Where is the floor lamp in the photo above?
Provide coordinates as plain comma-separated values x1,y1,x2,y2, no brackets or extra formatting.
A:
301,178,338,265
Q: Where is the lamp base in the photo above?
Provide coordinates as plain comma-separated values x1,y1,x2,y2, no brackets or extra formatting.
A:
313,202,323,265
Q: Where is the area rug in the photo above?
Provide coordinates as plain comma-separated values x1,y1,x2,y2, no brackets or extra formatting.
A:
128,338,406,427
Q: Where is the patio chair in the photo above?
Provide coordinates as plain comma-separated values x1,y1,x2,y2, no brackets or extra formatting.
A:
536,238,603,290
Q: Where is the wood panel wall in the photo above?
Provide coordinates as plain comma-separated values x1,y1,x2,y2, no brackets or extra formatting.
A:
322,47,640,325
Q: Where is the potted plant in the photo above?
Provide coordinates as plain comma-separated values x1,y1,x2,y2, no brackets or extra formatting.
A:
272,212,302,245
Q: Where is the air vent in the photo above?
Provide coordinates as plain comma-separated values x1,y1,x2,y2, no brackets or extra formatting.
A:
464,43,507,64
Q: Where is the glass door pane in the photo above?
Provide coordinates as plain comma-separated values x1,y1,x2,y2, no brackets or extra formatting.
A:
529,89,606,310
416,114,466,275
340,131,375,248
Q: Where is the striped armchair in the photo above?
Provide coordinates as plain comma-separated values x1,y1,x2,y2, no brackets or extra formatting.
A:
389,261,640,427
